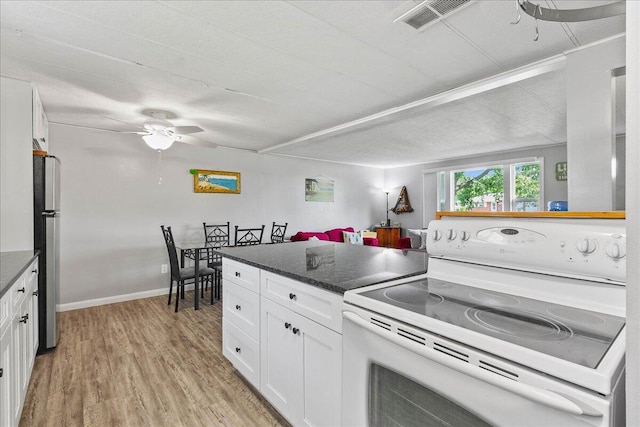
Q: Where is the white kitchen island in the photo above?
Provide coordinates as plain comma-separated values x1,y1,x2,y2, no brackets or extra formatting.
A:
217,241,428,426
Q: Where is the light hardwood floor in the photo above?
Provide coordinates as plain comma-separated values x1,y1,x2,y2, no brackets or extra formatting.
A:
19,291,290,427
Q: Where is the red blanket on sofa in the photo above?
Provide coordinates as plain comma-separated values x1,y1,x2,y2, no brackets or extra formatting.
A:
290,227,378,246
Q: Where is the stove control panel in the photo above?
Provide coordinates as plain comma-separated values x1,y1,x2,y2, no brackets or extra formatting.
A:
427,219,626,284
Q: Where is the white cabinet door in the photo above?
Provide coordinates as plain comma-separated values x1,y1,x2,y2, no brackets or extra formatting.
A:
30,284,39,365
261,297,342,427
32,85,48,152
11,307,24,425
260,298,302,423
27,264,39,365
296,313,342,427
0,326,14,427
10,287,33,426
17,296,30,411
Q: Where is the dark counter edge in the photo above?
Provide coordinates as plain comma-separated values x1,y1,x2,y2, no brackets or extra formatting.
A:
217,251,426,295
0,250,40,299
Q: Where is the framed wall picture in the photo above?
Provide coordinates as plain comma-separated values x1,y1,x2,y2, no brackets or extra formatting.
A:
193,169,241,193
555,162,567,181
305,178,334,202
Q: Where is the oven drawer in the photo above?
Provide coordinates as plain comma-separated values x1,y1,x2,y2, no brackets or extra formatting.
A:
223,281,260,341
222,258,260,291
223,319,260,389
261,271,342,333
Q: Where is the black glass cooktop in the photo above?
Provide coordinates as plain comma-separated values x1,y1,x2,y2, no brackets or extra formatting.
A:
359,278,625,368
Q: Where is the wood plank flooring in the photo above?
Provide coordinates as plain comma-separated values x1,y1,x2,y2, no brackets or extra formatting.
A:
19,291,290,427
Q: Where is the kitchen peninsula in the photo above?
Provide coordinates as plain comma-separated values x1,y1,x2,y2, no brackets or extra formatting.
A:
216,241,428,426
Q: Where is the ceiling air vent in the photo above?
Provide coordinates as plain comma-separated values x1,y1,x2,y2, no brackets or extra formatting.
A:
396,0,472,30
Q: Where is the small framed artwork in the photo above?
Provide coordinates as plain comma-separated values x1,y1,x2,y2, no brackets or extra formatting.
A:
555,162,567,181
305,178,334,202
193,169,241,194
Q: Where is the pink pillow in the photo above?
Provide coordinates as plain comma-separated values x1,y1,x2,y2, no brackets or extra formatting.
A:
325,227,354,242
363,237,379,246
291,232,329,242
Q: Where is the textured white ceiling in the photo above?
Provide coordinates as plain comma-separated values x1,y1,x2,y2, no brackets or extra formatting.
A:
0,1,625,166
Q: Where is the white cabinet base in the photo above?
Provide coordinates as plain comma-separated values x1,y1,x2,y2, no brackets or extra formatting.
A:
222,260,342,427
0,257,38,427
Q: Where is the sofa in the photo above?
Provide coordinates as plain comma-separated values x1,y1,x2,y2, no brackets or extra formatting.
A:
402,228,429,252
290,227,379,246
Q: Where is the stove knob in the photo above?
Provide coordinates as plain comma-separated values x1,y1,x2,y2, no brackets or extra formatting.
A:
576,238,598,254
605,242,626,260
447,229,457,241
461,231,470,241
432,230,442,241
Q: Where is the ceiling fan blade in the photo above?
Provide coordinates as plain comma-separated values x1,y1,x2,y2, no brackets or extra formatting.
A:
171,125,204,135
178,135,218,149
118,131,150,135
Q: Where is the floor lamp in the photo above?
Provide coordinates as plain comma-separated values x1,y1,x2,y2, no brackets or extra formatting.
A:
383,189,390,226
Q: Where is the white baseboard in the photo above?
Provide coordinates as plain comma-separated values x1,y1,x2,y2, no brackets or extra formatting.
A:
57,284,196,312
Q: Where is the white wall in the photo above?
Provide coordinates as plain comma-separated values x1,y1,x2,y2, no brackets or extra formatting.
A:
383,144,568,229
625,1,639,422
50,124,382,307
0,77,34,251
566,35,625,211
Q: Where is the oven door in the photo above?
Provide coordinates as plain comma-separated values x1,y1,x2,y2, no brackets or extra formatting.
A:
342,306,619,427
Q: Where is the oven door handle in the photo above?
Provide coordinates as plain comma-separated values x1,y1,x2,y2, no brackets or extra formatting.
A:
343,311,602,418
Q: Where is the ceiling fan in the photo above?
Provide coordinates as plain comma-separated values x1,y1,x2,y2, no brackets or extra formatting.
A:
122,111,205,150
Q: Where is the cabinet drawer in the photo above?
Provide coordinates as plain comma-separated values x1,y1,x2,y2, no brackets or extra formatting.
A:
223,319,260,389
26,261,38,294
222,258,260,291
11,276,27,314
261,271,343,333
0,292,11,335
223,281,260,341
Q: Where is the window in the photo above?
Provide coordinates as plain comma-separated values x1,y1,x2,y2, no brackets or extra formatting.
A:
437,171,447,212
511,162,541,211
451,166,504,212
436,158,543,212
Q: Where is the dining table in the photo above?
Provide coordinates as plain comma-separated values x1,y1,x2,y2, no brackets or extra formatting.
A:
176,238,215,310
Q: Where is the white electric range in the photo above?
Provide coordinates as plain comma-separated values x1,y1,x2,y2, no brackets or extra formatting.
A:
342,218,626,427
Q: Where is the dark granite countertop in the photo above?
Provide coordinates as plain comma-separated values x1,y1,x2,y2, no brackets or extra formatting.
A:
0,250,39,299
217,241,428,294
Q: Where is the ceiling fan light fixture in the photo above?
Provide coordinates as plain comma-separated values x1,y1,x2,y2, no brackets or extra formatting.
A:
142,131,174,150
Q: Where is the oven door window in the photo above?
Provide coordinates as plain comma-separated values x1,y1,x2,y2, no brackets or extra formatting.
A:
369,364,492,427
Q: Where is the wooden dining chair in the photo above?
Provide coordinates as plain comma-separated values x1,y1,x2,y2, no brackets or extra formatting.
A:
161,225,216,311
234,225,265,246
203,221,230,299
270,222,288,243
